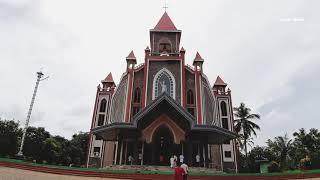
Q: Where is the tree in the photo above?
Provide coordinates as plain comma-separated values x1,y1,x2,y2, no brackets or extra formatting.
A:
0,119,22,156
233,102,261,158
237,136,255,152
41,137,60,164
52,136,72,165
68,132,89,166
292,128,320,169
23,127,50,161
266,134,293,170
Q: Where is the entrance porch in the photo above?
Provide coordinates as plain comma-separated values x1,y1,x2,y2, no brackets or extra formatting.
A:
91,93,237,170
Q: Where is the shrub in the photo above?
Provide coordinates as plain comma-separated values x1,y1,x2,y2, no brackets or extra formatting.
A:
268,161,281,173
299,156,311,170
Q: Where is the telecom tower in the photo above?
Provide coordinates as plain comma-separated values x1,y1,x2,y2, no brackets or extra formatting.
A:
17,70,48,157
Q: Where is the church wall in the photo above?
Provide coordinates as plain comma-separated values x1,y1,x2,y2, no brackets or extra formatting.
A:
109,74,128,123
185,70,195,92
103,142,115,167
201,77,217,126
210,144,222,170
133,68,144,92
152,32,179,53
87,90,113,168
146,60,181,105
216,97,237,171
185,69,196,117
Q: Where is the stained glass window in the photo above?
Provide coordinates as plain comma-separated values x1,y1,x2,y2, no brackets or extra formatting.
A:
153,68,175,99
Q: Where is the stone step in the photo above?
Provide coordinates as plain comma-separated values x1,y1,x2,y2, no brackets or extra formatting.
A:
103,165,222,173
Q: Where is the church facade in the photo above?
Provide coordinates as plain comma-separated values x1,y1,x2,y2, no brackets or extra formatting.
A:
86,12,238,172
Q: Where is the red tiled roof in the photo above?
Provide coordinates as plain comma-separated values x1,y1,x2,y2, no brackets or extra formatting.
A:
214,76,227,86
103,72,114,83
193,52,204,62
126,50,136,59
153,12,177,31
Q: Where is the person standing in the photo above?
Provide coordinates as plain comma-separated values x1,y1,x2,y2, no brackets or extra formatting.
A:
170,155,175,168
180,162,189,180
174,155,178,167
179,154,184,163
138,153,142,165
128,155,134,165
195,154,200,167
174,162,184,180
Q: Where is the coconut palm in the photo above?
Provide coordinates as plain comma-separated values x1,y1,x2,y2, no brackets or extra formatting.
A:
233,102,261,158
237,136,255,151
266,134,293,169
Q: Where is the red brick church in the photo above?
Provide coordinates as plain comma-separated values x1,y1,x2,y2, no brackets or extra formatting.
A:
86,12,238,172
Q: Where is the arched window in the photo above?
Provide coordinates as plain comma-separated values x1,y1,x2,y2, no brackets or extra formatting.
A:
220,101,228,116
99,99,107,112
187,90,194,105
153,68,176,100
133,88,141,103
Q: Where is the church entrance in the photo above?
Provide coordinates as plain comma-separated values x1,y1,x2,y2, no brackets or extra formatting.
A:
153,124,175,165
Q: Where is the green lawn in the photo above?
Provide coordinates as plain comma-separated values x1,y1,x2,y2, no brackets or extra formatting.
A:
1,157,320,176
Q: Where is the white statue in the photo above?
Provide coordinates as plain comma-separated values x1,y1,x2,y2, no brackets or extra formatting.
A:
160,80,167,93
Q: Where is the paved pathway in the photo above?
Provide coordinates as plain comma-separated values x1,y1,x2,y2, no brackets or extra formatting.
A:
0,167,129,180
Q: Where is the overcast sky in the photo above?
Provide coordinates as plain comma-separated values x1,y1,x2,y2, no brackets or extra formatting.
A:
1,0,319,146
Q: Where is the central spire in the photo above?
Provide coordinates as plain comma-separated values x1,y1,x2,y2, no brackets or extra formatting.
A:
149,12,181,54
153,12,178,31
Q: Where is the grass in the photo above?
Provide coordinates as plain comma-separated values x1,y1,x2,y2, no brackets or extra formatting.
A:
1,157,320,176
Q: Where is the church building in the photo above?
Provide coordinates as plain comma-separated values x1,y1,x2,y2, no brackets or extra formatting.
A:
86,12,238,172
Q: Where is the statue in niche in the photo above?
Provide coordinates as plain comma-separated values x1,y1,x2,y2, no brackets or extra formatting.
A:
160,80,167,93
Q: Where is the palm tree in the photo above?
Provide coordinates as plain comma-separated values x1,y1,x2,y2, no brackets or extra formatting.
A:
233,102,261,158
267,134,293,169
237,136,255,151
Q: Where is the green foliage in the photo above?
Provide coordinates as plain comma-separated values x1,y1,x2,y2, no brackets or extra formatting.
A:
291,128,320,169
233,102,261,158
268,161,281,173
0,119,22,156
243,128,320,173
68,132,89,166
239,146,275,173
299,156,311,170
23,127,50,161
0,118,89,167
266,134,293,170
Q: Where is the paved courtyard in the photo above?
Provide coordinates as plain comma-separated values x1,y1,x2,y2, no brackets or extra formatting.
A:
1,166,320,180
0,167,128,180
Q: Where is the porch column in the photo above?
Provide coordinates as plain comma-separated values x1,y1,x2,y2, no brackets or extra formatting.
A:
181,142,184,155
119,139,124,165
220,145,224,172
204,143,209,168
202,143,206,167
114,140,118,165
133,140,139,165
186,141,192,166
141,141,144,165
124,141,128,165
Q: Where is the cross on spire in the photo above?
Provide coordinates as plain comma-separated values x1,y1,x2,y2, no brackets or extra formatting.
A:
163,1,168,12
